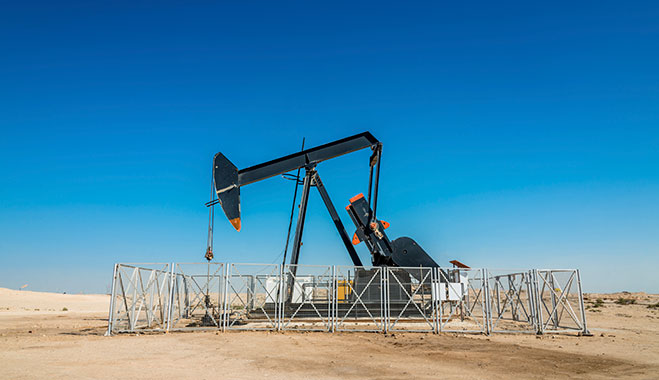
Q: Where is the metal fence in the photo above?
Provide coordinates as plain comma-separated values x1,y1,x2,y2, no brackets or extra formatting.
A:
534,269,588,334
106,263,589,336
169,263,225,331
106,263,172,333
224,263,281,331
486,269,537,333
436,268,489,334
333,266,385,332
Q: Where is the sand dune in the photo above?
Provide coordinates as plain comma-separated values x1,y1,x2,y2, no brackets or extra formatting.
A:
0,287,109,314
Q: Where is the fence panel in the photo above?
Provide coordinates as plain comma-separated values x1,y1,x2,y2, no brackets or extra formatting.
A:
224,263,281,331
279,264,333,332
436,268,488,334
486,270,537,333
333,266,385,332
534,269,589,334
168,263,225,331
386,267,436,333
107,263,172,334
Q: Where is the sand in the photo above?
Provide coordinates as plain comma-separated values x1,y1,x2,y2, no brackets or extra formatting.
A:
1,287,657,379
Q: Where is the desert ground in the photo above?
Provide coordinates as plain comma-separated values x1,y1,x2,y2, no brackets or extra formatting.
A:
1,287,658,379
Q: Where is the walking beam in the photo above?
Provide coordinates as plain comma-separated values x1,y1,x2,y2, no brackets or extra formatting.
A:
212,132,379,230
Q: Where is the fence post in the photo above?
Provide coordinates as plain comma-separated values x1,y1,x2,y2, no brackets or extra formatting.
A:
575,269,591,335
430,267,436,334
533,269,543,334
277,264,283,332
165,263,175,331
380,267,384,333
105,263,119,336
219,263,224,331
331,265,336,333
248,275,255,311
222,263,230,332
526,269,538,332
482,268,491,335
386,267,390,333
383,267,389,334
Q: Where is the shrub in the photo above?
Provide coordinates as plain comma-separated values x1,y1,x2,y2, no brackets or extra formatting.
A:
615,298,636,305
587,299,604,310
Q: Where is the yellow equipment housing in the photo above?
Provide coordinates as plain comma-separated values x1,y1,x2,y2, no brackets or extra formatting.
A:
337,280,353,301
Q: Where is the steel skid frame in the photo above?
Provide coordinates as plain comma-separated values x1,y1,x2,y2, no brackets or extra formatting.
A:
106,263,589,336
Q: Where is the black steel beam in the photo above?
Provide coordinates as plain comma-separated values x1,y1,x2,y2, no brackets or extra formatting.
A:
213,131,379,231
313,172,363,267
237,132,378,186
288,169,313,268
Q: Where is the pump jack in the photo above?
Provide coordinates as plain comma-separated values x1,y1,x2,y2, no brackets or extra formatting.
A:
210,132,439,276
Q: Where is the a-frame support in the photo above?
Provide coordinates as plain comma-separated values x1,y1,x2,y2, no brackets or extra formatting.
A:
289,167,363,274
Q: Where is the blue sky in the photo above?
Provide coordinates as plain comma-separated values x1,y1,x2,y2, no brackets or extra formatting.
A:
1,1,657,293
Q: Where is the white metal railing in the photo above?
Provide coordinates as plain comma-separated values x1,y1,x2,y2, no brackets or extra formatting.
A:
106,263,589,336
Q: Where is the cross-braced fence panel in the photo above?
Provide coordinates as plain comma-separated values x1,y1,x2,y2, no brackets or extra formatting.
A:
107,263,171,334
169,263,225,331
386,267,436,333
224,263,281,331
486,270,537,333
333,266,385,332
534,269,589,334
435,268,489,334
280,265,333,332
